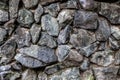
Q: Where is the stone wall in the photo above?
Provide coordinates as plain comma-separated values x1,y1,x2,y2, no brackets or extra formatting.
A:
0,0,120,80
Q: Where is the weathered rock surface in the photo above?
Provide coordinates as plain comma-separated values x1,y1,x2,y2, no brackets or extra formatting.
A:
0,10,8,22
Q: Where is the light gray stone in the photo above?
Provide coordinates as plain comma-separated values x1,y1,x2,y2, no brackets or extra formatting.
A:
111,26,120,40
38,72,47,80
41,14,59,36
0,28,7,45
0,10,8,22
115,50,120,65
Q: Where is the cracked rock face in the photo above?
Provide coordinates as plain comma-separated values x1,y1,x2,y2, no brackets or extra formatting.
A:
0,0,120,80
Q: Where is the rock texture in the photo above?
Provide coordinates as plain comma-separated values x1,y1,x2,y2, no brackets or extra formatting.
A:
0,0,120,80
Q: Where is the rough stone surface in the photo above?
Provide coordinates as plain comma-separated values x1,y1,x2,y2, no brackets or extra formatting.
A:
30,23,41,44
0,28,7,45
115,50,120,65
99,3,120,24
111,26,120,40
74,10,98,29
38,32,57,48
41,14,59,36
0,10,8,22
22,0,39,8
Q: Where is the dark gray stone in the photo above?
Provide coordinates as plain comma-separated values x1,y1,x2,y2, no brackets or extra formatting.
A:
99,3,120,24
57,25,71,44
22,0,39,8
95,18,111,41
0,10,8,22
115,50,120,65
45,3,60,17
18,45,58,64
34,4,43,23
14,27,31,48
48,67,81,80
17,9,34,27
90,49,114,66
9,0,20,19
30,23,41,44
0,28,7,45
38,32,57,48
74,10,98,29
80,58,90,71
41,14,59,36
93,66,119,80
15,54,46,68
40,0,61,5
70,29,96,49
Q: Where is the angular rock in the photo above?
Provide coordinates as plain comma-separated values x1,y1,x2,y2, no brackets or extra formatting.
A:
17,9,34,27
34,4,43,23
109,36,120,50
38,32,57,48
90,49,114,66
98,42,106,51
57,25,71,44
74,10,98,29
93,66,119,80
41,14,59,36
111,26,120,40
0,1,8,10
22,0,39,8
10,72,20,80
115,50,120,65
79,43,98,57
18,45,57,64
14,27,31,48
30,23,41,44
99,3,120,24
4,19,15,35
38,72,47,80
22,69,37,80
57,9,74,25
80,58,90,71
70,29,96,49
60,0,78,9
48,67,81,80
0,28,7,45
56,45,71,62
40,0,61,5
67,49,83,62
95,18,111,41
0,65,11,72
9,0,20,19
15,54,46,68
0,10,8,22
0,38,16,64
45,3,60,17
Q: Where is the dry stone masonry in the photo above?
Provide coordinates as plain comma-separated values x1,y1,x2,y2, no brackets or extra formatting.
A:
0,0,120,80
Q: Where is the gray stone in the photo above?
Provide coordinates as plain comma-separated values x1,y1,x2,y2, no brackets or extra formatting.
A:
0,1,8,10
30,23,41,44
115,50,120,65
48,67,81,80
4,19,15,35
10,72,20,80
9,0,20,19
95,18,111,41
22,69,37,80
67,49,83,62
0,28,7,45
57,9,74,24
11,62,22,71
45,3,60,17
90,49,114,66
14,27,31,48
111,26,120,40
22,0,39,8
0,65,11,72
99,3,120,24
56,45,71,62
70,29,96,49
109,36,120,50
40,0,61,5
98,42,106,51
93,66,119,80
18,45,57,64
60,0,78,9
0,10,8,22
38,72,47,80
15,54,46,68
57,25,71,44
41,14,59,36
0,38,16,64
80,58,90,71
74,10,98,29
34,4,43,23
79,43,98,57
38,32,57,48
17,9,34,27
